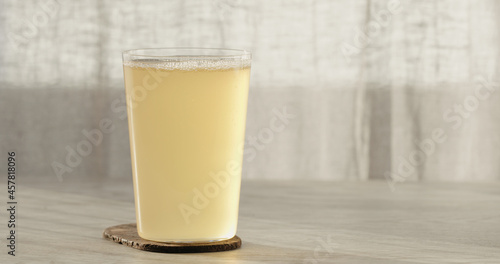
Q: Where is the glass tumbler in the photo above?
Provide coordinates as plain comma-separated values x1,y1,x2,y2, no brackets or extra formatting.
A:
122,48,251,242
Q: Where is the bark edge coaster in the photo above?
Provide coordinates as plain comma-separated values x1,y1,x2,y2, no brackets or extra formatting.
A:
103,223,241,253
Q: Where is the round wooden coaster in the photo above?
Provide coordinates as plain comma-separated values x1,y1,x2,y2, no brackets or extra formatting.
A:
103,223,241,253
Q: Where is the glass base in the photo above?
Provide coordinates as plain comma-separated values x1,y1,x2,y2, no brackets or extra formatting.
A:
154,237,231,243
138,234,235,244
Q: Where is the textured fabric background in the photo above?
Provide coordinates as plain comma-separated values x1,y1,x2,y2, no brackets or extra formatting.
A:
1,0,500,183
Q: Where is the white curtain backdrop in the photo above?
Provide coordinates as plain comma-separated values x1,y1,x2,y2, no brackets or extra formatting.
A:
1,0,500,183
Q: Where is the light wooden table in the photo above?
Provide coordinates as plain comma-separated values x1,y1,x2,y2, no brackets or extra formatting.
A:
1,180,500,263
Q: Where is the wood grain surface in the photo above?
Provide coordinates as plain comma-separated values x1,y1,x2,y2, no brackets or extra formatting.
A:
1,180,500,263
103,223,241,253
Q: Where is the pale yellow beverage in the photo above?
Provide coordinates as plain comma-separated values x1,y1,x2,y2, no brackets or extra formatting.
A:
123,49,251,242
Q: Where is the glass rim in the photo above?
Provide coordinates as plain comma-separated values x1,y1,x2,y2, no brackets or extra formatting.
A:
122,47,251,60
